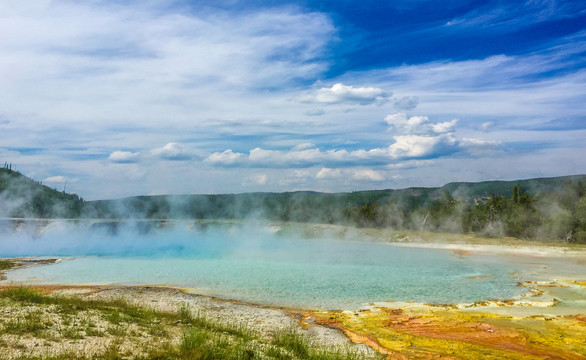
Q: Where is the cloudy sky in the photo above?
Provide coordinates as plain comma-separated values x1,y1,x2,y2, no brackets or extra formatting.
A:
1,0,585,199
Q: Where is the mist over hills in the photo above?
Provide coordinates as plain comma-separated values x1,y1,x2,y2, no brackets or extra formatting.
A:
0,167,84,219
1,166,585,243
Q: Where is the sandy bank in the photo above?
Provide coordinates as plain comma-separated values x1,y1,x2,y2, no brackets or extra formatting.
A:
388,241,586,258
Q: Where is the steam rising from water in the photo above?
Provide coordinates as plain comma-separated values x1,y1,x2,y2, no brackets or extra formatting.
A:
0,220,542,309
1,221,278,258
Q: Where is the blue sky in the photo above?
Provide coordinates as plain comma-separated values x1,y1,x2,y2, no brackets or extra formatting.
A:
0,0,585,199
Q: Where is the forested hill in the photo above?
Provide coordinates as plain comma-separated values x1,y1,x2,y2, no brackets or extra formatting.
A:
1,166,585,242
0,167,84,218
85,174,585,243
85,174,585,220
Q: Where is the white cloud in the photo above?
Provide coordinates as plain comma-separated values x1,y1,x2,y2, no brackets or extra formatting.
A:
1,2,582,198
385,113,458,134
243,174,267,186
247,147,331,165
151,142,192,160
205,149,244,165
388,134,457,158
43,175,67,183
108,151,140,163
431,119,458,133
205,133,462,168
316,168,342,179
0,2,336,130
352,169,385,181
316,167,385,182
297,83,391,105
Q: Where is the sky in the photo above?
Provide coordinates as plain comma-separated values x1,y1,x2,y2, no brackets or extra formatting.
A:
1,0,585,200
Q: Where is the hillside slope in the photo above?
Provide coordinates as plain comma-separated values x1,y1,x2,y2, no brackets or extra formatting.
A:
0,168,84,218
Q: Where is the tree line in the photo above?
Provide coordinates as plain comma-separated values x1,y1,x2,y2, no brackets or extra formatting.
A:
345,182,585,243
2,166,585,243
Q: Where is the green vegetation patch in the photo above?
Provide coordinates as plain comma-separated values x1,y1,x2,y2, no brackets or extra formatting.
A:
0,260,15,271
0,287,381,360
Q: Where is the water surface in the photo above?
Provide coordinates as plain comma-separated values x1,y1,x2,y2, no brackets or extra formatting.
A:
1,222,541,309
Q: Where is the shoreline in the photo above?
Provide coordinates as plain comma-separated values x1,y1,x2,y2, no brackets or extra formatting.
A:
2,253,584,316
1,255,585,359
0,283,366,354
2,280,584,359
387,241,586,258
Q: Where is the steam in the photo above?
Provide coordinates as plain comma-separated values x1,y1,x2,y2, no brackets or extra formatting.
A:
2,166,585,244
0,221,283,258
3,219,560,309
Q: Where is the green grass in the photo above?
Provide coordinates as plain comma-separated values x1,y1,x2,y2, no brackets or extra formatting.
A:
272,328,311,358
0,287,171,327
0,260,15,271
0,287,382,360
3,309,51,336
270,328,372,360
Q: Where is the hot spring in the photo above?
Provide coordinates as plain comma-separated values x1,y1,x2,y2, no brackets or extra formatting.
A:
0,221,562,309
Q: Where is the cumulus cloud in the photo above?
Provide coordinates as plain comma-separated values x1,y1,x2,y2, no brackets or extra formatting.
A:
108,151,140,163
3,2,561,196
352,169,385,181
205,133,463,168
394,96,419,110
316,168,342,179
297,83,391,105
431,119,458,133
388,134,458,158
385,113,458,134
151,142,193,160
205,149,244,165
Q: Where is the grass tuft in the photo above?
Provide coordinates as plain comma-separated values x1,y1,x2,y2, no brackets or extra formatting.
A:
0,260,15,271
3,309,50,336
0,287,48,303
271,328,311,358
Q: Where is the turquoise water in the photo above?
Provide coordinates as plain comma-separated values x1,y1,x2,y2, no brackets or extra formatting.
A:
1,222,530,309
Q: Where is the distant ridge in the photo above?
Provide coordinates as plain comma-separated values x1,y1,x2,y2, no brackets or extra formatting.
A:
439,175,586,198
83,174,585,227
2,167,585,242
2,167,584,218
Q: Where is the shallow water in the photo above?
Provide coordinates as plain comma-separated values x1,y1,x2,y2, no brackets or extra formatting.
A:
0,222,568,309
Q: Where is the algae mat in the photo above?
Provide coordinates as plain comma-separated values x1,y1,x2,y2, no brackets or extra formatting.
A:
307,281,586,359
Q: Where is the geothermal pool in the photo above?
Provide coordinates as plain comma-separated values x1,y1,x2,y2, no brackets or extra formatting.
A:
0,222,566,309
